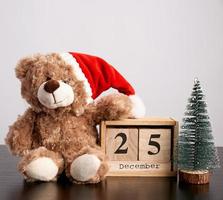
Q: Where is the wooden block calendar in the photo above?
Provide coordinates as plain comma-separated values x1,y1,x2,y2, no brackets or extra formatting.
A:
100,118,178,177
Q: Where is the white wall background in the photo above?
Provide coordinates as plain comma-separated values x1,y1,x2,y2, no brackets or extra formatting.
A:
0,0,223,145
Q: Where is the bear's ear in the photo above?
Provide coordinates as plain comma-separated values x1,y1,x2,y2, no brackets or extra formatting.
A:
15,56,36,80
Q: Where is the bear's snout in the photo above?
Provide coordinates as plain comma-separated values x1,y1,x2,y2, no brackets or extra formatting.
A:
44,80,60,93
37,80,75,109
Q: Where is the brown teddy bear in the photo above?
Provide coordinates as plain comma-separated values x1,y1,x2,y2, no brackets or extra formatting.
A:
5,52,145,184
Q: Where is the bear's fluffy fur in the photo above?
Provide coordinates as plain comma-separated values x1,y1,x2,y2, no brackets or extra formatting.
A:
5,53,134,184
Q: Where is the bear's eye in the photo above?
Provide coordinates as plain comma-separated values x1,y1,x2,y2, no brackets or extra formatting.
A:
46,77,51,81
62,78,71,84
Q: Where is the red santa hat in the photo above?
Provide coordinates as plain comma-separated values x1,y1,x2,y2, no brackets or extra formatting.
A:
59,52,146,118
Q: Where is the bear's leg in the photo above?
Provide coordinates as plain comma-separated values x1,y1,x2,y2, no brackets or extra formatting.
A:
18,147,64,182
65,146,108,184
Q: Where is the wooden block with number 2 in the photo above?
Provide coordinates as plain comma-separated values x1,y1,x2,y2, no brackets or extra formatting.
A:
106,128,138,161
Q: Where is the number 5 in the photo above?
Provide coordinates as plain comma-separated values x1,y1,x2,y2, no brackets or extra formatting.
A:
148,134,160,155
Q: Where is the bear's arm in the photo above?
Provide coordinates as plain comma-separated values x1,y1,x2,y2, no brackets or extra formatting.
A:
90,93,133,125
5,108,36,156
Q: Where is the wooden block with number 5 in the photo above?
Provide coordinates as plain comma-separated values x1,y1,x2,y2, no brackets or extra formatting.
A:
100,118,178,177
139,129,172,171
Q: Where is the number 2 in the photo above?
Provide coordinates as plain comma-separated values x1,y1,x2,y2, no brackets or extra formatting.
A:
114,132,128,154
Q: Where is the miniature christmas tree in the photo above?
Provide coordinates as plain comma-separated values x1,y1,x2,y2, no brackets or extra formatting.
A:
178,78,220,184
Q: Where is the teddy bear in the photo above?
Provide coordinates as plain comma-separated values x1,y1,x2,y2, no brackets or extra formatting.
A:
5,52,145,184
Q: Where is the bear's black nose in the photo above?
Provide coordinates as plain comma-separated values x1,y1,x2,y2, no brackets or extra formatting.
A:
44,80,60,93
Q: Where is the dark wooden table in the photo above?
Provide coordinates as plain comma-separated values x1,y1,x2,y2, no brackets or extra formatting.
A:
0,145,222,200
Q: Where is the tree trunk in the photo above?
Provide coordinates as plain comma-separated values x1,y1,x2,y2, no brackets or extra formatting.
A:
179,170,210,184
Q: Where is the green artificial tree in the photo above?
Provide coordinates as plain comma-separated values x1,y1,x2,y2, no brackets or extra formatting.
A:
178,78,220,184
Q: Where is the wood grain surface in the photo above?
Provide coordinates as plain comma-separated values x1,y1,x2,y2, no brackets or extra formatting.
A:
0,145,223,200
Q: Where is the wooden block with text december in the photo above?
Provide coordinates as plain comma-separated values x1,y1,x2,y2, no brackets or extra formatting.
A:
100,118,178,177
